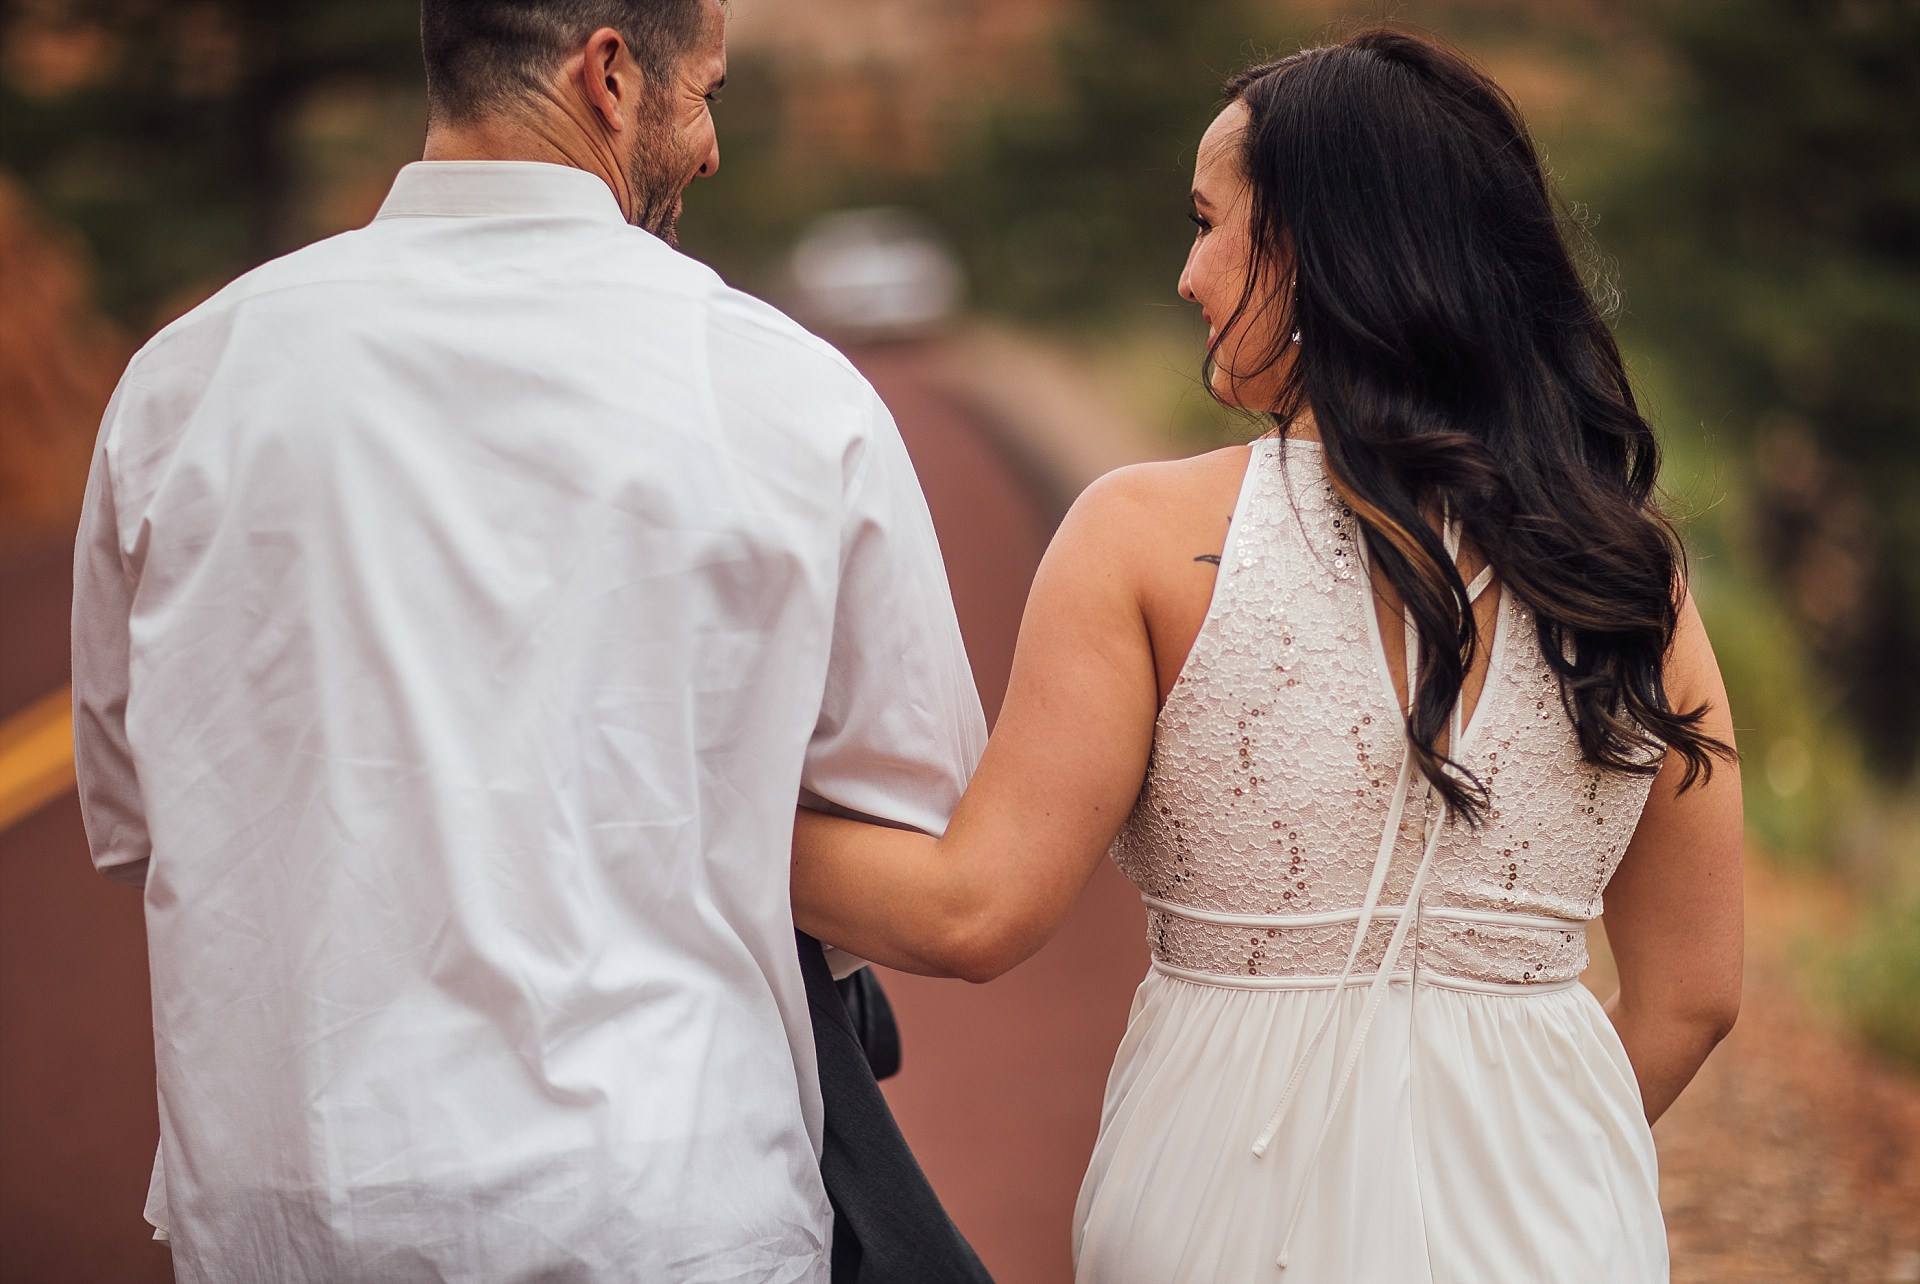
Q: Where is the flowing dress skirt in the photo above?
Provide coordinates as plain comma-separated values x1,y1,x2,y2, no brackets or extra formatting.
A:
1073,969,1667,1283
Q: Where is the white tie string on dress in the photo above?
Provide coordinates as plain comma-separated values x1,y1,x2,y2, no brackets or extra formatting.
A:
1261,520,1496,1272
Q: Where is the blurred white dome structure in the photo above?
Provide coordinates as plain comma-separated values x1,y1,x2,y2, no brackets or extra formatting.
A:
788,208,964,342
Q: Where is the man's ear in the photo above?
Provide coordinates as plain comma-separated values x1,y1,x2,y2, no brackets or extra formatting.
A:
579,26,635,133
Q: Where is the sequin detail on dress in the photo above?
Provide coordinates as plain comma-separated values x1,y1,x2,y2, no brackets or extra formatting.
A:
1110,438,1658,986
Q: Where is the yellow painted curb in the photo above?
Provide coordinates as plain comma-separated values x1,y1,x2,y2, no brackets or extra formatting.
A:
0,686,76,833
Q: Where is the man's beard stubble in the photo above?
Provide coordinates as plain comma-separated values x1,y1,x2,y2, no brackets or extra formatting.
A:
626,116,696,247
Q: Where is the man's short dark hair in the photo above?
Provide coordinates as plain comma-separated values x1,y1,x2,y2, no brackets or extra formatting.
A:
421,0,707,124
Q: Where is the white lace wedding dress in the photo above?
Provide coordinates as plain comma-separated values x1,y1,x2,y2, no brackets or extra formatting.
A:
1073,437,1667,1282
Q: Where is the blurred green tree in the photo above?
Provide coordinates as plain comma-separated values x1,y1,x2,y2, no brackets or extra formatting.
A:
1,0,421,325
930,0,1272,322
1613,0,1920,778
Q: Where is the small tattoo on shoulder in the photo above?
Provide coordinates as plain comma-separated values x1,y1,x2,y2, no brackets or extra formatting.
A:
1195,554,1222,565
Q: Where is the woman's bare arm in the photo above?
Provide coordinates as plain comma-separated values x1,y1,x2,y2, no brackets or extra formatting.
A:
1600,589,1744,1123
792,466,1171,981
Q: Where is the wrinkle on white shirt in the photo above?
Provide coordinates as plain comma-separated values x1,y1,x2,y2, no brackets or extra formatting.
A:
71,160,986,1284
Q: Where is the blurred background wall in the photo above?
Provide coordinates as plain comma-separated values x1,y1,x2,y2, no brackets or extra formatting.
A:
1,0,1916,1280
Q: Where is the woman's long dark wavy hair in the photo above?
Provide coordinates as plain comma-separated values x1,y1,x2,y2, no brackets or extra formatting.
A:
1212,28,1733,820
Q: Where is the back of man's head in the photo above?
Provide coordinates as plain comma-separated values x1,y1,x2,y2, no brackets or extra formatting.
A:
421,0,707,124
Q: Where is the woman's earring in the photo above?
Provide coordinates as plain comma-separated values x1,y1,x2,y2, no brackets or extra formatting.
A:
1290,329,1302,345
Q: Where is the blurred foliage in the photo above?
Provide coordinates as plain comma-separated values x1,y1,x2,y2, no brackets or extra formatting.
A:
1605,0,1920,782
1836,894,1920,1072
0,0,422,324
925,0,1266,322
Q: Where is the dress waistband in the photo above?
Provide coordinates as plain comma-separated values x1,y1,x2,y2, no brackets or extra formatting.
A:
1140,891,1590,935
1149,958,1583,995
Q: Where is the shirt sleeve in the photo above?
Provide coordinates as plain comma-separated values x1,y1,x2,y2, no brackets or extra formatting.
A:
801,384,988,839
71,388,151,888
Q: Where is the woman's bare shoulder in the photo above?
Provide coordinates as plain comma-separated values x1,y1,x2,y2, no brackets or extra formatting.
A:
1051,444,1258,698
1066,443,1256,537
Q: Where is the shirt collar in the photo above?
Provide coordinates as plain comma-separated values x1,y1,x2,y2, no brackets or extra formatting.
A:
374,161,628,224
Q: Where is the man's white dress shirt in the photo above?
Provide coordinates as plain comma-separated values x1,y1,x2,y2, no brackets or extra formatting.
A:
71,161,986,1284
